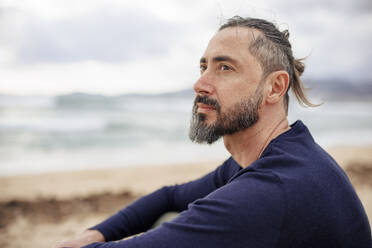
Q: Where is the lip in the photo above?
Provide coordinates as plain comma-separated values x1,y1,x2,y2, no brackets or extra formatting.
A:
197,103,215,113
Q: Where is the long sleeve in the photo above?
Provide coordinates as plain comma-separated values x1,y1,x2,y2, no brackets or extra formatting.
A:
89,158,241,241
84,120,372,248
82,171,284,248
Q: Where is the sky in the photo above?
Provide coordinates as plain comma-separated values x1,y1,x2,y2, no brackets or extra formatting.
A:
0,0,371,96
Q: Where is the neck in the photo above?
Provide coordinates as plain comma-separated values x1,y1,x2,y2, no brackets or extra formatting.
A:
223,114,290,168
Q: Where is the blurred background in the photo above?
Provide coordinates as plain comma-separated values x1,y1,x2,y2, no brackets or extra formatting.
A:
0,0,371,247
0,0,371,176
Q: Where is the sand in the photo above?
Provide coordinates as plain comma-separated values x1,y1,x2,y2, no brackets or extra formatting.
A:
0,147,371,248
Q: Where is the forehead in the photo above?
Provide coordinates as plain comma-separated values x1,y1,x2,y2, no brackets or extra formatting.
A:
203,27,261,62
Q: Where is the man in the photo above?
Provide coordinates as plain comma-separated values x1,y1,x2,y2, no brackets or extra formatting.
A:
55,16,372,248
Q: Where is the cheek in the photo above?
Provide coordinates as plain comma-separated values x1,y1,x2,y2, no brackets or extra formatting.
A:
216,85,254,108
214,73,259,109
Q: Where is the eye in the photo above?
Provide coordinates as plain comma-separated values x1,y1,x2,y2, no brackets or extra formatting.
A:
219,64,232,71
200,64,207,73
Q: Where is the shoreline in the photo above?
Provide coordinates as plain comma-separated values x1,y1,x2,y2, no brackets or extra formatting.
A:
0,160,223,202
1,145,371,200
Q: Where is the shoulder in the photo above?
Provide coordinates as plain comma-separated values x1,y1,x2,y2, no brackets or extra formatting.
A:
194,170,286,225
183,170,285,245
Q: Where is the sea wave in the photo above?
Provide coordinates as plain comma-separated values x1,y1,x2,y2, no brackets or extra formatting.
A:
0,92,371,176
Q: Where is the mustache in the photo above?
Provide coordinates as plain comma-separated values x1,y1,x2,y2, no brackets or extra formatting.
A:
193,95,221,112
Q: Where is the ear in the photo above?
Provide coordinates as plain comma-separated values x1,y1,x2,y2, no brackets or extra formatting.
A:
264,70,289,105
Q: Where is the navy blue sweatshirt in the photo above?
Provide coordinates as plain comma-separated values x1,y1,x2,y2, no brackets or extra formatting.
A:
83,120,371,248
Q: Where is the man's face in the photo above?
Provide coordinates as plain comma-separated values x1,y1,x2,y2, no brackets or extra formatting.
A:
189,27,265,144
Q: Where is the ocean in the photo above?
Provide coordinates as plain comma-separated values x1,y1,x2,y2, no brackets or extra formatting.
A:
0,91,371,176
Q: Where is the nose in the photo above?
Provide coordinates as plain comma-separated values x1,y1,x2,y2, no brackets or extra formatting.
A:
193,73,214,96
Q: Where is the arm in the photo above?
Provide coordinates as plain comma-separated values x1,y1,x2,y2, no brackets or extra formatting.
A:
82,171,285,248
54,160,235,248
87,158,240,242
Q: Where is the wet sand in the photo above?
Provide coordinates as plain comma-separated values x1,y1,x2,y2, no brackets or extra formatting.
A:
0,147,371,247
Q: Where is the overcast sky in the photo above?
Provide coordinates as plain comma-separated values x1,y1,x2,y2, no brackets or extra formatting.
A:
1,0,371,96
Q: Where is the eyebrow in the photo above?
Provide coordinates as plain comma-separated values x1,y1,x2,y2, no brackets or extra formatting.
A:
200,55,239,65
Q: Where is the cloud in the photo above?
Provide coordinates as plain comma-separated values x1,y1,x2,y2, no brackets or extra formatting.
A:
271,0,372,16
14,7,182,64
0,0,371,96
262,0,372,81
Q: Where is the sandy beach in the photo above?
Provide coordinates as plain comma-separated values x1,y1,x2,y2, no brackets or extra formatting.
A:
1,146,371,248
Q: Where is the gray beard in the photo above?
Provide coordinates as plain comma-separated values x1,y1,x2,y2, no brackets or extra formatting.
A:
189,93,262,144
